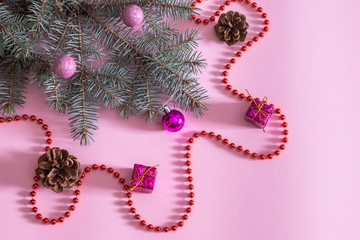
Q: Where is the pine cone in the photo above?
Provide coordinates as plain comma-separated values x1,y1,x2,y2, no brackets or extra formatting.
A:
36,148,82,193
214,11,249,46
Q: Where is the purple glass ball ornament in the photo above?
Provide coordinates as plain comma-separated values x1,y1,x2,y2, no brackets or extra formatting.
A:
122,5,144,28
162,106,185,132
53,55,76,79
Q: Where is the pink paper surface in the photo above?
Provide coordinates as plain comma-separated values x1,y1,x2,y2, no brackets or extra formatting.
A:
1,1,360,239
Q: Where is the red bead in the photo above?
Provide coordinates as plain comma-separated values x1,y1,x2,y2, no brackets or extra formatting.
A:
119,178,125,184
239,93,245,99
225,64,231,69
100,164,106,170
42,124,48,130
186,168,192,174
163,227,170,232
203,19,209,25
215,11,221,16
64,212,70,217
14,116,20,121
230,58,236,64
232,90,238,95
247,41,253,47
123,185,129,190
30,115,36,121
196,19,201,24
251,2,257,7
58,217,64,223
280,115,286,120
107,167,113,173
274,150,280,156
130,207,136,213
257,7,263,12
244,149,250,155
226,85,232,90
171,225,178,231
283,137,288,143
236,52,242,57
0,117,4,123
84,167,91,173
262,13,268,18
229,143,236,149
259,32,265,37
155,226,161,232
193,132,200,138
209,132,215,137
264,20,270,25
197,0,202,2
245,0,251,4
275,108,281,114
140,220,146,226
282,122,288,128
222,138,229,144
147,224,154,230
191,2,196,7
75,190,81,195
32,207,38,213
253,37,259,42
127,192,132,198
269,103,275,107
73,198,79,204
189,192,195,198
216,134,222,140
188,184,194,190
6,117,12,122
34,176,40,182
185,145,191,151
186,207,192,213
188,138,194,143
237,146,243,151
219,5,225,11
280,144,286,150
183,214,189,220
185,153,191,159
264,26,269,32
223,71,228,76
76,180,82,186
201,130,207,136
246,96,252,101
135,214,141,220
259,154,266,160
43,218,49,224
80,172,85,178
69,205,75,211
37,119,43,124
22,114,28,120
189,200,195,205
45,146,51,152
267,154,273,159
51,219,57,225
185,160,191,167
178,221,184,227
191,14,195,20
92,164,98,170
36,213,42,219
210,16,215,22
46,139,52,144
30,191,36,197
283,129,289,135
251,153,258,159
225,1,230,6
241,46,247,51
33,183,39,190
114,172,120,178
30,199,36,205
187,176,193,182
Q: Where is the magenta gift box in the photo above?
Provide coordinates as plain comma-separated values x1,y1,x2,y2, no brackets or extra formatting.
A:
130,164,157,193
245,99,274,128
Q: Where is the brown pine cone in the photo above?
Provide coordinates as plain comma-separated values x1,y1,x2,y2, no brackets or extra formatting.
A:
214,11,249,46
36,148,82,193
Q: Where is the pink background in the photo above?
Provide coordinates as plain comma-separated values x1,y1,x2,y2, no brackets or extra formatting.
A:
1,0,359,239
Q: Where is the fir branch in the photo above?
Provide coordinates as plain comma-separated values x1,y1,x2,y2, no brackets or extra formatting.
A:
49,13,72,58
0,22,29,55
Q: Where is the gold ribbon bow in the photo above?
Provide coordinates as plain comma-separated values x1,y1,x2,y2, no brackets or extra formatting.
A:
129,165,159,191
246,89,269,133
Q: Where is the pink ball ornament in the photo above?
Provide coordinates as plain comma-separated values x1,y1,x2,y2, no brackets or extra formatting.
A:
53,55,77,79
162,106,185,132
122,5,144,28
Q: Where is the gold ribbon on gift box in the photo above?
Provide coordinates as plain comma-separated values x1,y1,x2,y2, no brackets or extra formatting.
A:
246,89,269,133
129,165,159,191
